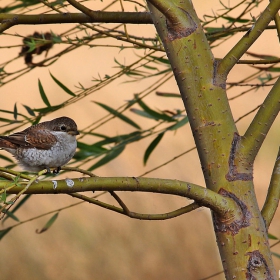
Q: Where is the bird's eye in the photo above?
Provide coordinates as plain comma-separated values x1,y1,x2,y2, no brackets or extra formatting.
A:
60,125,67,131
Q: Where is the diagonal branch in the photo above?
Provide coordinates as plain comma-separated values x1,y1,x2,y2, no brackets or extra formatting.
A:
270,0,280,42
241,76,280,160
69,192,201,220
216,0,280,84
261,148,280,228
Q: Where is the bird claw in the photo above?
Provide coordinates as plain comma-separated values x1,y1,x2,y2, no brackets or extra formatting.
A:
53,167,61,174
43,167,60,174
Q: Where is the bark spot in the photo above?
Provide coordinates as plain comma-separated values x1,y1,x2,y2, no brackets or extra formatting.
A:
213,188,251,235
226,132,253,181
166,9,197,41
245,251,274,280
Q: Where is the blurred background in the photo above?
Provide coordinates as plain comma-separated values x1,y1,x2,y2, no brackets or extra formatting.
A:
0,0,279,279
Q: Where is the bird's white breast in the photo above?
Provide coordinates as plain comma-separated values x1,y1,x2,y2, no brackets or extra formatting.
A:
16,132,77,172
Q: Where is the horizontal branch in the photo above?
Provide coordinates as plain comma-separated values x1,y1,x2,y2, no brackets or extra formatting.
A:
0,12,153,27
0,176,237,215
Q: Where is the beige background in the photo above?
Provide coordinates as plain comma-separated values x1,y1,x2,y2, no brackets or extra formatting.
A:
0,0,279,279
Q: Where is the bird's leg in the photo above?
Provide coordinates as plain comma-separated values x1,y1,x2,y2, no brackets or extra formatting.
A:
45,167,51,174
53,166,61,174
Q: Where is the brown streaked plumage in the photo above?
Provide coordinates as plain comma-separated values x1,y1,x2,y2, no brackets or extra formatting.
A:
0,117,79,172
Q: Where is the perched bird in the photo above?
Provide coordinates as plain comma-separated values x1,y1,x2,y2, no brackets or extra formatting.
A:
0,117,79,173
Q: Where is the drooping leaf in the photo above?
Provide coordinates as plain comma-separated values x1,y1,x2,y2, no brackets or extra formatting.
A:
1,210,20,222
38,79,51,107
0,227,12,241
13,103,17,120
88,145,125,171
93,131,142,147
130,108,156,119
221,16,250,23
9,194,31,214
268,233,278,240
33,104,63,113
50,72,76,97
74,142,108,160
0,154,14,163
22,104,35,116
267,67,280,72
36,212,59,234
135,96,175,122
144,133,164,165
94,101,141,129
149,55,170,65
156,91,181,98
272,252,280,258
168,116,189,131
0,117,15,123
246,51,279,60
0,190,6,203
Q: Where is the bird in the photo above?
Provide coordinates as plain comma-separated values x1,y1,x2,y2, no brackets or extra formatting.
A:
0,117,79,173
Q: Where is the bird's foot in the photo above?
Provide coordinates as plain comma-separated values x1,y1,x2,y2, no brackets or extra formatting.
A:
53,167,61,174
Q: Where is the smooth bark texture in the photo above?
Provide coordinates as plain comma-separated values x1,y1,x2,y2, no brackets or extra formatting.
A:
147,0,278,278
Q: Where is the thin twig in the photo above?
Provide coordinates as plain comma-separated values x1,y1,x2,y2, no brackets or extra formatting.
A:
69,192,201,220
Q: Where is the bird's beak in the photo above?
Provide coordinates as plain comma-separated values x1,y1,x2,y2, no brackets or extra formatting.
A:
68,130,80,136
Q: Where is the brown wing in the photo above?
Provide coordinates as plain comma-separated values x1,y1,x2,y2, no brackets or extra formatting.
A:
0,129,57,150
0,137,18,149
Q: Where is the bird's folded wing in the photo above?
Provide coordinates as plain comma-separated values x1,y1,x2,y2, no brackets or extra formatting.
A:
0,130,57,150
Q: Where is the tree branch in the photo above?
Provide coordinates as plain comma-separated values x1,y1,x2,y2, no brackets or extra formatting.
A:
261,148,280,228
147,0,190,28
0,176,238,215
69,192,201,220
0,12,152,32
216,0,280,84
270,0,280,42
241,76,280,160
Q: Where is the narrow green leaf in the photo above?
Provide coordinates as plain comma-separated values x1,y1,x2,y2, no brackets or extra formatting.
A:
74,142,108,160
130,108,157,120
0,154,14,163
22,104,35,116
149,55,170,65
267,67,280,72
143,64,158,71
222,16,250,23
13,103,17,120
38,79,51,107
36,212,59,234
88,145,125,171
50,72,76,97
0,117,14,123
0,190,6,202
268,233,278,240
272,252,280,258
33,104,63,113
1,210,19,222
12,194,31,213
168,116,189,131
77,142,107,153
205,27,226,33
144,133,164,165
94,101,141,129
136,97,175,122
156,91,181,98
94,131,141,147
0,227,12,241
